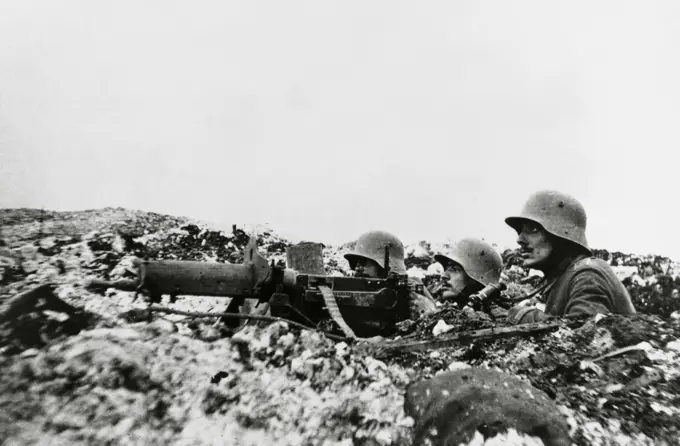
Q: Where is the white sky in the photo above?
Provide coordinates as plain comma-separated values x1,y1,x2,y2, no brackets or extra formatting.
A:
1,0,679,258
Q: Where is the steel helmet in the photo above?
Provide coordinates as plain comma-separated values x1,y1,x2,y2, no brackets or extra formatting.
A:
505,190,590,253
344,230,406,274
434,238,503,287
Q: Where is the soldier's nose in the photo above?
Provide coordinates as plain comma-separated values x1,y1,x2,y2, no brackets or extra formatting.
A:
516,233,527,246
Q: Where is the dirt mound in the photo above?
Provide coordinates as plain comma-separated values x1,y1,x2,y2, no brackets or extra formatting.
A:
2,207,680,445
1,321,415,445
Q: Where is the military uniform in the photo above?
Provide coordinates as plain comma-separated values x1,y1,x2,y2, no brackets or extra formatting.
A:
505,190,636,324
508,254,636,324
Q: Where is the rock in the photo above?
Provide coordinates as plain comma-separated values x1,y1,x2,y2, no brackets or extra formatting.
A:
111,234,126,253
432,319,454,336
290,350,315,379
51,411,88,430
146,319,178,337
43,310,70,322
50,257,67,274
373,429,392,445
404,367,571,446
0,258,15,275
19,348,40,358
112,417,136,437
38,236,57,251
196,324,221,342
119,308,153,323
45,337,154,391
0,248,20,268
462,306,478,319
447,361,470,371
17,244,38,261
83,230,99,241
82,327,143,341
277,332,296,349
21,260,39,274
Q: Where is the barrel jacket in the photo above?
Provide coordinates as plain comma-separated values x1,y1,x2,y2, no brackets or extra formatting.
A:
513,254,636,324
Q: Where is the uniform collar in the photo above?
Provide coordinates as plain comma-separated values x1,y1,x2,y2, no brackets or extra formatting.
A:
543,253,590,281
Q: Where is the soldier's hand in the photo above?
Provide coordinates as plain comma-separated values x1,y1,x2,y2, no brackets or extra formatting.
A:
490,305,509,319
507,305,531,324
507,305,552,324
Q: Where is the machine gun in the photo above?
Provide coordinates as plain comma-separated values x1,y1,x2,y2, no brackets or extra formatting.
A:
86,237,415,338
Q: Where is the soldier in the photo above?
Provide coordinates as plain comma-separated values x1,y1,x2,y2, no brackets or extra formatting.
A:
344,230,437,316
433,238,503,307
504,190,636,324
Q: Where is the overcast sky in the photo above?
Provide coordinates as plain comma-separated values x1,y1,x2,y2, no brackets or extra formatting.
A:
1,0,679,258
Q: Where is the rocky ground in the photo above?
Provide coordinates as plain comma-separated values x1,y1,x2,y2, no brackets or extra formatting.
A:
1,208,680,445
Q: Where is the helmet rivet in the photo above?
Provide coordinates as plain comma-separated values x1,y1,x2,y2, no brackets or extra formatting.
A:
558,201,565,208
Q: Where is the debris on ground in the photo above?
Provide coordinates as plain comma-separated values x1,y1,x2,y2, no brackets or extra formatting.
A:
1,207,680,445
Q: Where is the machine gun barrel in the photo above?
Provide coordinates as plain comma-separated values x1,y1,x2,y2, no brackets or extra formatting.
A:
87,261,298,298
85,237,296,301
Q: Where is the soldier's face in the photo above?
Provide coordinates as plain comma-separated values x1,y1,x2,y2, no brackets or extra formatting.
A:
516,222,553,269
440,260,471,300
354,257,383,278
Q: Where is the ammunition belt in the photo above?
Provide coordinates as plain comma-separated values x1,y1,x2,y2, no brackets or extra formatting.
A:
318,285,357,339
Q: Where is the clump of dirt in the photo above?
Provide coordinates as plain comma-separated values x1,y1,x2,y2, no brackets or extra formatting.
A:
0,307,96,356
405,368,571,446
599,313,672,347
0,284,99,356
403,303,498,338
0,327,180,445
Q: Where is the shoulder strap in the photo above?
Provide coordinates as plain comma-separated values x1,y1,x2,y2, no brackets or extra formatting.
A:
571,256,596,270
